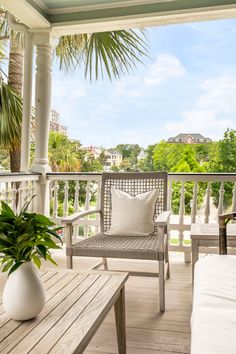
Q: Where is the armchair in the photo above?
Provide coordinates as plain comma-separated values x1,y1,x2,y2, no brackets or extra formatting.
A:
62,172,171,312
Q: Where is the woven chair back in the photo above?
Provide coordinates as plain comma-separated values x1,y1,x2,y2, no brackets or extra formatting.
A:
100,172,168,234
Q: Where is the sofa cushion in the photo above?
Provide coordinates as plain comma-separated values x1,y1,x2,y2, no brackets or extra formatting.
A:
191,255,236,354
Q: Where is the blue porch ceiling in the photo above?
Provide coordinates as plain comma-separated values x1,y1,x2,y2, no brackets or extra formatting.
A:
1,0,236,35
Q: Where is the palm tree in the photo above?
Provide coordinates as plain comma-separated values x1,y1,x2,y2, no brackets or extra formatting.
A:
55,31,147,80
0,14,23,172
0,12,149,172
48,132,82,172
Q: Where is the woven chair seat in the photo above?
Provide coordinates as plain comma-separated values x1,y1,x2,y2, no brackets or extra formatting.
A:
67,233,162,260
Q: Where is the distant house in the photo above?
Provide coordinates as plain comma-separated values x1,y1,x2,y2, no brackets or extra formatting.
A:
82,146,102,160
167,133,212,144
104,149,122,171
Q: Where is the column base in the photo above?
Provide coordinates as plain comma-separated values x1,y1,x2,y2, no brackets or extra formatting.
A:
31,164,51,175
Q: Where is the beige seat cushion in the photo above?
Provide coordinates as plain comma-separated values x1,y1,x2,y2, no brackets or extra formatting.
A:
191,255,236,354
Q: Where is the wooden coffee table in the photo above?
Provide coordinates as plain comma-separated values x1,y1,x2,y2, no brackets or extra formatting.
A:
191,223,236,281
0,269,128,354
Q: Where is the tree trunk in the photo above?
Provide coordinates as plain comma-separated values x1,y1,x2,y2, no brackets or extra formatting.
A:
9,145,21,172
8,34,23,173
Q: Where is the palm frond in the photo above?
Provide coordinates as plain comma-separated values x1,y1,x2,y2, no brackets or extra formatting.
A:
0,81,22,149
55,35,86,72
55,30,149,80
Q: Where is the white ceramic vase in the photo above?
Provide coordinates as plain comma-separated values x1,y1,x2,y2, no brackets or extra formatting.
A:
2,261,45,321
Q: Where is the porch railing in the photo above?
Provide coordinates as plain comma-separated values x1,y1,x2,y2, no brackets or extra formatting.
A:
1,172,236,259
0,173,40,213
168,173,236,261
47,173,101,237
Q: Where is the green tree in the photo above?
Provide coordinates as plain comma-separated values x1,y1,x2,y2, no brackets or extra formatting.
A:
138,144,155,171
116,144,142,169
153,141,184,171
209,129,236,209
98,149,106,166
48,132,82,172
218,129,236,172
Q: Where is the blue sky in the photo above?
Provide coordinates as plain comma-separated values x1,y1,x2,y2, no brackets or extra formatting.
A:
51,19,236,148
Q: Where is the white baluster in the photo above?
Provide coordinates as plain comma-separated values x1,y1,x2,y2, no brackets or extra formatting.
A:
0,183,3,204
5,183,10,204
204,182,211,223
25,181,30,201
63,181,69,218
73,181,80,237
218,182,225,217
84,182,91,237
191,182,198,223
178,182,185,246
232,182,236,212
95,180,101,234
167,181,173,212
52,181,59,219
74,181,80,212
31,181,37,212
17,183,24,213
11,182,17,213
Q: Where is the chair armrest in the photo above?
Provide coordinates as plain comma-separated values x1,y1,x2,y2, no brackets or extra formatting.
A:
219,212,236,255
154,211,171,226
219,212,236,223
62,209,102,224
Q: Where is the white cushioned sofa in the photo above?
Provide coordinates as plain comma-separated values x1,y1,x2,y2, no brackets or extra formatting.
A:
191,254,236,354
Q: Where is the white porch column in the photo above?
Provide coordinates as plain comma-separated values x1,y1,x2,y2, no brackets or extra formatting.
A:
31,31,52,175
31,32,53,215
20,32,34,172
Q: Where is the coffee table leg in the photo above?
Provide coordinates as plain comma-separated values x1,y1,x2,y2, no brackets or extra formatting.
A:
114,287,126,354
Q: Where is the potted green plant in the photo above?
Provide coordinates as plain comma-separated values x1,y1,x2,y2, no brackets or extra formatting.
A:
0,200,63,320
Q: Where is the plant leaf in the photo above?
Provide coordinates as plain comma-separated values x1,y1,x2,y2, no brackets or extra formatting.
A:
8,261,23,276
46,253,58,266
36,244,47,259
2,260,13,272
32,255,41,269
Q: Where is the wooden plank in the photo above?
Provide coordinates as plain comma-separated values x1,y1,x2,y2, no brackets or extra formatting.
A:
0,273,88,353
0,271,69,337
49,275,127,354
7,274,106,354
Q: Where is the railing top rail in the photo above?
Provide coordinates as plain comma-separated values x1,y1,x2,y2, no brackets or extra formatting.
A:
168,173,236,183
47,172,102,181
47,172,102,176
168,173,236,176
0,172,40,183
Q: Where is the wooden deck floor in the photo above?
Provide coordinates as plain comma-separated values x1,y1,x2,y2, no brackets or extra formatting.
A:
0,252,192,354
57,252,192,354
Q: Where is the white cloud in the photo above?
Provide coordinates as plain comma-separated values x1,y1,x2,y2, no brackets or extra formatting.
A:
165,75,236,139
121,131,147,144
144,54,186,86
52,79,87,109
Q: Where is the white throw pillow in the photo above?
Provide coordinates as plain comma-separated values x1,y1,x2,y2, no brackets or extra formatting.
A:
107,187,159,236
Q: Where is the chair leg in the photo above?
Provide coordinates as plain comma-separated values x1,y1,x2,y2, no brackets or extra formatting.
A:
103,257,108,270
67,255,73,269
165,238,170,279
159,260,165,313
